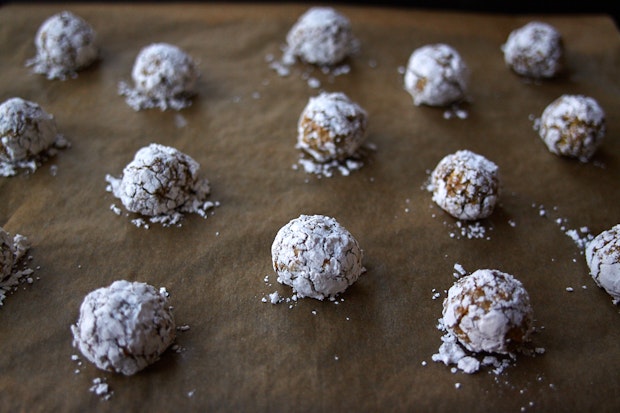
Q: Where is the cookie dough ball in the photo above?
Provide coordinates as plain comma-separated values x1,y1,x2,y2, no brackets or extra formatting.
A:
106,143,210,217
502,21,563,79
119,43,199,111
71,280,176,375
585,224,620,304
296,92,367,163
429,150,500,221
538,94,606,162
404,44,468,107
26,11,98,80
272,214,365,300
443,269,534,354
286,7,357,66
0,97,65,175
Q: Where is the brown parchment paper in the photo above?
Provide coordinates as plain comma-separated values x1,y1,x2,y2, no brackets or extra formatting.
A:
1,3,619,412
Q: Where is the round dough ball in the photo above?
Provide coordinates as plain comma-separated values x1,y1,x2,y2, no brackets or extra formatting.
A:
107,143,209,217
502,21,563,79
27,11,98,80
585,224,620,304
120,43,199,111
286,7,356,66
443,269,534,354
404,44,468,107
0,97,61,164
296,92,367,163
430,150,500,221
538,94,606,162
272,214,365,300
71,280,176,375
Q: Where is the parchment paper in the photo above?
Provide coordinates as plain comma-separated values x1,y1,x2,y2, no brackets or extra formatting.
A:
0,3,619,412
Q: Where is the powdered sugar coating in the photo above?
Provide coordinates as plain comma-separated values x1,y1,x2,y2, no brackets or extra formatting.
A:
286,7,357,66
0,97,67,176
119,43,199,111
443,269,534,354
585,224,620,304
105,143,213,226
26,11,98,80
502,21,563,79
271,214,365,300
538,94,606,162
71,280,176,375
429,150,500,221
297,92,367,163
404,44,468,107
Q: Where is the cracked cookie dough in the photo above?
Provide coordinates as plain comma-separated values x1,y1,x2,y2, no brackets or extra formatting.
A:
297,91,367,163
537,94,606,162
429,149,500,221
404,44,468,107
119,43,199,111
443,269,534,354
271,214,365,300
502,21,563,79
105,143,216,227
71,280,176,375
286,7,357,66
0,97,68,176
26,11,98,80
585,224,620,304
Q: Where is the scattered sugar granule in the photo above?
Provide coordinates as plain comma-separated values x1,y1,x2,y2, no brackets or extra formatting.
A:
404,44,469,107
26,11,98,80
453,263,467,278
89,377,113,401
71,280,176,375
119,43,199,111
271,214,365,300
565,287,574,292
105,143,217,227
0,97,69,177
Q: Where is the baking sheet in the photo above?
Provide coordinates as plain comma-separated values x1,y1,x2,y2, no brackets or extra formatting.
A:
0,3,619,412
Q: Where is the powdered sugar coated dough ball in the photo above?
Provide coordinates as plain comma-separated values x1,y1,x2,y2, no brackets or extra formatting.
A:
430,150,500,221
27,11,98,80
0,97,62,164
538,94,606,162
71,280,176,375
297,92,367,163
443,269,534,354
585,224,620,304
120,43,199,111
272,214,365,300
502,21,563,79
107,143,209,217
404,44,468,107
286,7,357,66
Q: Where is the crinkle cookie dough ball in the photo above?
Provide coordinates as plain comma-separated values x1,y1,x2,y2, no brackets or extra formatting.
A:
538,94,606,162
585,224,620,304
106,143,209,217
297,92,367,163
286,7,357,66
71,280,176,375
0,97,61,164
443,269,534,354
430,150,500,221
404,44,468,107
120,43,199,111
272,214,365,300
27,11,98,80
502,21,563,79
